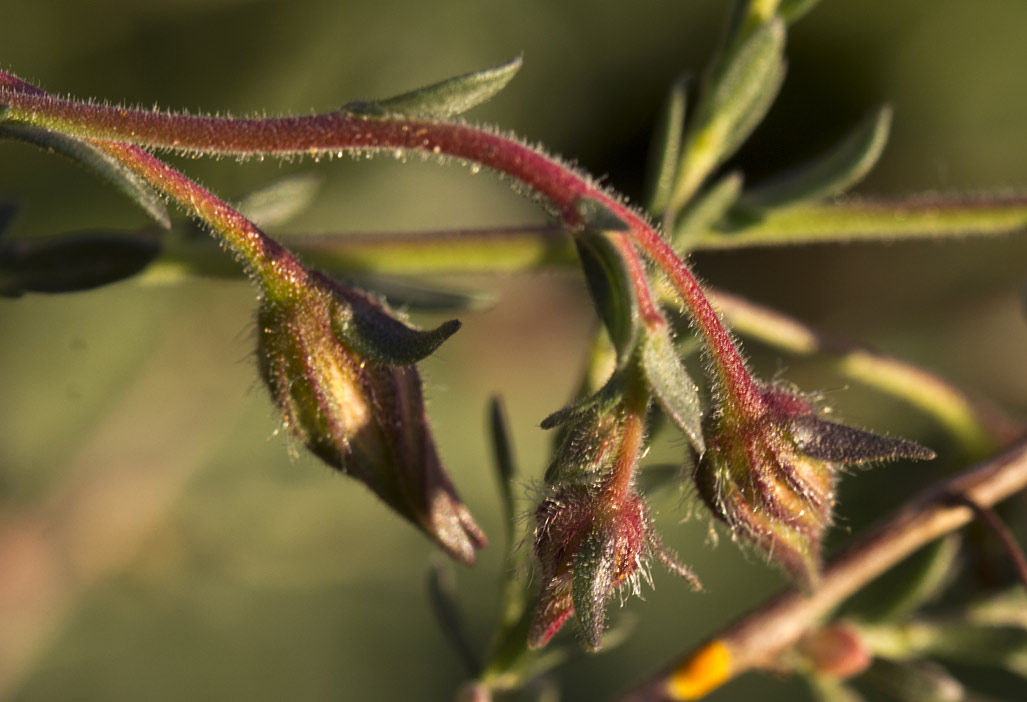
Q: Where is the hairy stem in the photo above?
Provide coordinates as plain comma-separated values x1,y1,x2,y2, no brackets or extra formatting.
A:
620,437,1027,701
0,77,761,410
707,290,1024,457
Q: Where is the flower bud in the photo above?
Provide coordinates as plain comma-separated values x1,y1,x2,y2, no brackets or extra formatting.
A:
257,272,486,565
695,383,934,589
531,388,699,651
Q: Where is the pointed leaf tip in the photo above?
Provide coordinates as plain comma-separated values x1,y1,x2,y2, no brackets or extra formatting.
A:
355,57,523,119
331,282,461,365
791,416,936,464
572,528,617,651
738,105,892,210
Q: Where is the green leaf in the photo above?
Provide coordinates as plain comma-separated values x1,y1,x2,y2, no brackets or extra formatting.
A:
329,282,461,365
789,416,935,463
0,124,171,230
0,230,161,297
0,104,9,122
909,620,1027,676
646,76,688,215
235,173,322,229
706,17,786,162
572,527,617,652
573,198,639,363
863,659,967,702
641,328,705,455
780,0,821,23
427,562,481,675
716,44,785,165
673,171,744,249
489,397,517,540
691,194,1027,249
738,106,892,210
668,18,785,211
346,57,522,119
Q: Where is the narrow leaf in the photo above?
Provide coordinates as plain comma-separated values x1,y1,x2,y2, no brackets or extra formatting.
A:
489,397,517,537
780,0,821,23
427,562,481,675
574,198,639,362
572,527,617,652
330,282,461,365
911,620,1027,675
348,57,522,119
0,230,161,297
790,416,935,463
691,194,1027,249
707,18,786,162
641,328,705,455
863,659,967,702
673,171,744,249
646,77,688,215
739,106,892,210
717,48,786,164
0,124,171,229
235,173,322,229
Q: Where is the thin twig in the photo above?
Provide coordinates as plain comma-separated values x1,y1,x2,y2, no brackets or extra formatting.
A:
943,492,1027,591
619,438,1027,701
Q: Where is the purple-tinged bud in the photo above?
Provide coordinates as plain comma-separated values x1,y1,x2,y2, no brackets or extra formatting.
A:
530,485,653,651
257,272,485,565
531,389,700,651
695,383,934,589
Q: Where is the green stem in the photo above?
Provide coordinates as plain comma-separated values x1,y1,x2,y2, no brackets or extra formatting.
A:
99,143,308,299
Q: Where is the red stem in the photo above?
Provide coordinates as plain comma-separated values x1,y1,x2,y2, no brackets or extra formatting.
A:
0,77,762,409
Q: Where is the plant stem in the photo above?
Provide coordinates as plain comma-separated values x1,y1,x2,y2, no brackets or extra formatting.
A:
707,290,1023,458
100,143,307,299
619,436,1027,702
0,77,762,410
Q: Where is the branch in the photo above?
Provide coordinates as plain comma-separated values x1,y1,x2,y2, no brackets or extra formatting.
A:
0,75,764,412
619,436,1027,701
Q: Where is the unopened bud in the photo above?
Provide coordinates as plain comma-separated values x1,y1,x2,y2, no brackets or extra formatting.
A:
531,383,699,651
696,384,934,588
257,272,485,565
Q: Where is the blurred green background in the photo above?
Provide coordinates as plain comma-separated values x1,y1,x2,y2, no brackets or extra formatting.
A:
2,1,1026,700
